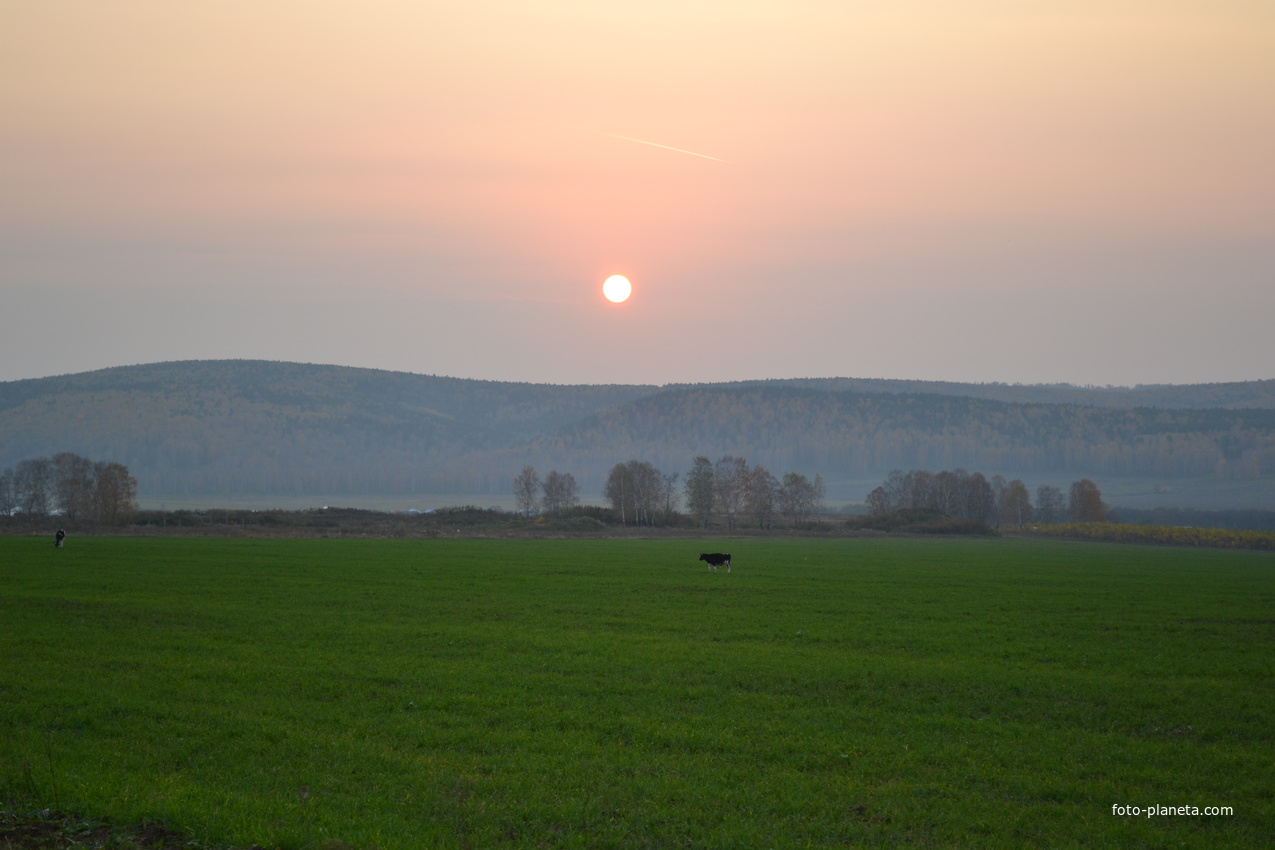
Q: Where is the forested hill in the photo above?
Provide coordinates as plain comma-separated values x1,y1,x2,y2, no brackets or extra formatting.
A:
0,361,656,494
456,385,1275,494
722,377,1275,410
1,360,1273,501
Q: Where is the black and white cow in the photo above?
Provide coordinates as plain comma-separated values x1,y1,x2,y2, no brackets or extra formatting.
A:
699,552,731,572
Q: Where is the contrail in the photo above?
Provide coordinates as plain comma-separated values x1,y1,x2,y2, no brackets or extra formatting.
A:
591,130,729,163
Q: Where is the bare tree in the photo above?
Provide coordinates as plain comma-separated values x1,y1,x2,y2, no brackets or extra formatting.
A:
631,461,663,526
660,471,680,526
603,460,662,526
540,470,579,517
512,466,540,517
905,470,937,509
93,461,138,524
865,485,891,516
633,461,663,525
603,463,630,524
962,471,995,523
0,467,14,517
812,474,827,520
561,471,581,514
1002,479,1033,528
744,465,778,529
880,469,908,510
934,469,963,515
13,458,52,520
684,456,715,528
714,456,748,530
779,471,819,526
1035,485,1063,523
989,474,1008,528
52,452,95,522
1069,479,1106,523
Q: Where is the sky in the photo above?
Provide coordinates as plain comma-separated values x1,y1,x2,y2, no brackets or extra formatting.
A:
3,0,1273,387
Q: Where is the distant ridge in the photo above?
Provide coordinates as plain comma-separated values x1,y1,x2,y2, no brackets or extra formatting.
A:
2,360,1273,505
682,377,1275,410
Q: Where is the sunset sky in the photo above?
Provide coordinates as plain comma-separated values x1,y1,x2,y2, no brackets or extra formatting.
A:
3,1,1272,386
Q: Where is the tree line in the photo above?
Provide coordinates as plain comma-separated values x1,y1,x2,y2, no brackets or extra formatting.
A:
865,469,1107,527
682,456,826,530
0,452,139,524
512,467,582,518
512,456,826,529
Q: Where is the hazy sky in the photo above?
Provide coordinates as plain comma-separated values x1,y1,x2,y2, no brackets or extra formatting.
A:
3,1,1273,387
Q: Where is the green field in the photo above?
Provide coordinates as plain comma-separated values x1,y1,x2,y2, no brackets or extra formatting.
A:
2,536,1271,848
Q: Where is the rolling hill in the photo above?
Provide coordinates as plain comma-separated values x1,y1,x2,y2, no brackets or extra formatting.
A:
2,361,1273,507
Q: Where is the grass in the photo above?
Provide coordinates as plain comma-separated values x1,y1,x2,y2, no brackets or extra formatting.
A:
1,536,1271,848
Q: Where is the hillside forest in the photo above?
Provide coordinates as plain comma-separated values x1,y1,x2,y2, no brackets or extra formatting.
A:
1,361,1273,508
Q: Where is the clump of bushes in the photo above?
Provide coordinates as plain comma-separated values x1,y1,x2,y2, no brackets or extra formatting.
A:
1022,522,1275,550
546,516,608,531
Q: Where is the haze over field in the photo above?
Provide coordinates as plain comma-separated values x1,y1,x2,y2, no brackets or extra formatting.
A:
3,2,1273,387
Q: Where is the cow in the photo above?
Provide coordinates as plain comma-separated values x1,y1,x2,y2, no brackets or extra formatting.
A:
699,552,731,572
55,528,66,548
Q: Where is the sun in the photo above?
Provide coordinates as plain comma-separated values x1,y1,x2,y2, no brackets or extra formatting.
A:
602,275,632,303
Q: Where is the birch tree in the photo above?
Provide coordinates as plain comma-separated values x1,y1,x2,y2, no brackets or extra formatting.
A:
513,466,540,516
540,470,579,516
1035,485,1064,523
684,456,715,528
1002,479,1033,528
744,465,778,529
714,456,748,530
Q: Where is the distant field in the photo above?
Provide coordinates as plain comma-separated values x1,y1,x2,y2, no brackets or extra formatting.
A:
2,537,1271,848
